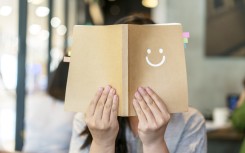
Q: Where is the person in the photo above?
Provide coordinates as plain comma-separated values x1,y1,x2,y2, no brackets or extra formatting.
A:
69,14,207,153
232,78,245,153
23,61,74,153
236,78,245,108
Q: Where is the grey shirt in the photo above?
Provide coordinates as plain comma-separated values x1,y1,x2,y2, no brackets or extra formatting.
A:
69,107,207,153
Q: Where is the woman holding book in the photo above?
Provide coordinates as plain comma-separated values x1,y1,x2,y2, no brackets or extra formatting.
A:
69,15,207,153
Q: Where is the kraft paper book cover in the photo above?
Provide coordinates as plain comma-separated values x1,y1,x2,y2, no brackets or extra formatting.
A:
64,24,189,116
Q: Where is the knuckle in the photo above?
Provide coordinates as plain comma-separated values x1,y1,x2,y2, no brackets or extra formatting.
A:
147,98,154,105
102,91,108,97
87,120,96,129
109,91,114,96
105,103,112,109
158,118,164,125
144,125,151,131
98,124,104,130
100,123,109,130
152,93,158,98
97,101,104,107
143,105,150,112
164,113,171,121
149,92,156,97
97,124,103,130
138,98,143,103
142,91,147,96
136,108,142,115
107,96,113,102
111,106,118,113
149,123,157,130
138,125,146,132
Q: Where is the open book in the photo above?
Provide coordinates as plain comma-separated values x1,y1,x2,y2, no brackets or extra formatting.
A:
64,24,189,116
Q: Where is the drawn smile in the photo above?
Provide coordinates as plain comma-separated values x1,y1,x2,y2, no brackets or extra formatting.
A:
145,48,166,67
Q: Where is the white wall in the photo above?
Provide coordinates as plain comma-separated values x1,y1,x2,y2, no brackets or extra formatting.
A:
153,0,245,113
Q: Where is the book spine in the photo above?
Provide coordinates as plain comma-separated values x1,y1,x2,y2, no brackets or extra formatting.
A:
121,24,129,116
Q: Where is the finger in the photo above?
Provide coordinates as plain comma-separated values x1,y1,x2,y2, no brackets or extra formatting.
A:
110,95,119,122
138,87,162,121
94,85,111,119
133,98,147,123
145,87,169,114
134,91,155,123
102,88,116,122
86,87,104,117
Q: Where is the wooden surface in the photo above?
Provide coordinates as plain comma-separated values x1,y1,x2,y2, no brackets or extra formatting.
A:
207,127,245,141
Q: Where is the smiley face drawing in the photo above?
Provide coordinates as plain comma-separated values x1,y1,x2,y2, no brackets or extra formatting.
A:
145,48,166,67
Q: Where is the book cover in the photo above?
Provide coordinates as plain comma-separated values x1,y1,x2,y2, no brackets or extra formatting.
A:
64,24,188,116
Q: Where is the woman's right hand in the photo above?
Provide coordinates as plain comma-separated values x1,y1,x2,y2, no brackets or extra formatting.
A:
133,87,170,153
85,85,119,152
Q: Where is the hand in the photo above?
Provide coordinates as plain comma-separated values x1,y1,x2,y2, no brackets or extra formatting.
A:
85,85,119,149
133,87,170,152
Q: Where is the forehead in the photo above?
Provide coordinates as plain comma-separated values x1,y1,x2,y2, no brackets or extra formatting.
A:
128,25,182,52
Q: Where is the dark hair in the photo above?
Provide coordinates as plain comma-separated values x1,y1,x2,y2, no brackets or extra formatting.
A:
80,14,155,153
47,61,69,101
115,14,155,25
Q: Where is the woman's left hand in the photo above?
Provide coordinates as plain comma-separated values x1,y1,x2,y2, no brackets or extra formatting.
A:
133,87,170,153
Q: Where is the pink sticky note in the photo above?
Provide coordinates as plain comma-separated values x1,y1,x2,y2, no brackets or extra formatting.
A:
183,32,190,38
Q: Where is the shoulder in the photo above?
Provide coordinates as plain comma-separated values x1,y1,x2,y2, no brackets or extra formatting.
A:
177,107,205,124
69,113,90,153
73,112,87,131
169,107,205,126
165,107,207,153
171,107,206,134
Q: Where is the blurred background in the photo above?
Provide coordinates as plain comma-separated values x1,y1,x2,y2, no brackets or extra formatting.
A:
0,0,245,153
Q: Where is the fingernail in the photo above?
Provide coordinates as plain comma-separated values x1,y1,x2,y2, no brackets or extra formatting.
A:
98,87,104,92
146,87,153,94
135,92,141,100
138,87,145,94
110,88,115,94
105,85,111,92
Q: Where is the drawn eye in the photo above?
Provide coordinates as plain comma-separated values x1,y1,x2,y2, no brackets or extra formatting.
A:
147,49,151,54
159,48,163,54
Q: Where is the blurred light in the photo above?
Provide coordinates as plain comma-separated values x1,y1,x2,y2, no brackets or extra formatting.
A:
50,47,64,71
35,6,50,17
57,25,67,36
29,24,41,35
0,54,17,90
89,3,104,25
142,0,158,8
108,0,116,1
29,0,44,5
0,109,15,144
51,17,61,28
110,5,120,16
0,6,12,16
39,30,49,40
